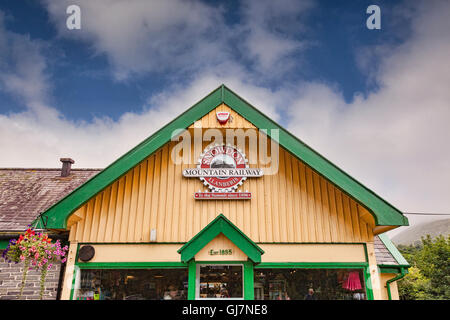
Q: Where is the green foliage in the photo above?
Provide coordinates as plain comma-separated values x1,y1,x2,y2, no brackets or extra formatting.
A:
398,266,433,300
398,235,450,300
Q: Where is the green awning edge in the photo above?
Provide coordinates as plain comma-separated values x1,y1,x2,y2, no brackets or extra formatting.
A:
379,266,410,274
177,214,264,263
33,84,409,230
378,233,410,266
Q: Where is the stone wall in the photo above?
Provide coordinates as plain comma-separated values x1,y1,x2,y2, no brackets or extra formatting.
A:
0,250,62,300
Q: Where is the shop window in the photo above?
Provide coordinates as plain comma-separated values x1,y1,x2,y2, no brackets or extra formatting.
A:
198,265,243,299
73,268,188,300
254,268,366,300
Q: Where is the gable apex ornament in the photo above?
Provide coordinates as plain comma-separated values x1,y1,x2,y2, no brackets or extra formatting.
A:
216,111,231,125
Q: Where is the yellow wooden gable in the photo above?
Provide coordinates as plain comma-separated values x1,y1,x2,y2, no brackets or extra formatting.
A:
67,104,375,244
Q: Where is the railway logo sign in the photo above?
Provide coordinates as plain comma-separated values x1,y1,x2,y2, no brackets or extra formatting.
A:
183,144,263,199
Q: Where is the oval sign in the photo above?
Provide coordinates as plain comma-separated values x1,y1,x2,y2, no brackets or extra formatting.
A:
199,144,247,192
216,112,230,125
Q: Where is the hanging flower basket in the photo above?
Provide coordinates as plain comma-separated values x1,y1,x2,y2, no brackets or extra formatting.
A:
2,227,69,300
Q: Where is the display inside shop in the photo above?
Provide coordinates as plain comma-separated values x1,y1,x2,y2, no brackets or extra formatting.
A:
254,268,366,300
199,265,243,299
73,269,188,300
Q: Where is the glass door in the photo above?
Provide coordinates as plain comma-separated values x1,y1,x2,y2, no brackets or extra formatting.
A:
196,264,244,300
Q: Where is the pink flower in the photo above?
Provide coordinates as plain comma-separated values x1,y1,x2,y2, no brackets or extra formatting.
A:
20,255,25,261
61,258,67,263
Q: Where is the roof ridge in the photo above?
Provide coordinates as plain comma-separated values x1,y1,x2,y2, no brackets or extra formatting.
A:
34,84,409,229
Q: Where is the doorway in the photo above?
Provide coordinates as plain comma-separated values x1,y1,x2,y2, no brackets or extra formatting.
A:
196,264,244,299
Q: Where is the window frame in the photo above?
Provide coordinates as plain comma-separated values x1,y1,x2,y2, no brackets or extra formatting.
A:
70,262,188,300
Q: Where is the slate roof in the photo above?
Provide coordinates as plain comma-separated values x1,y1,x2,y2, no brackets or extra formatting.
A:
374,235,398,265
0,168,100,231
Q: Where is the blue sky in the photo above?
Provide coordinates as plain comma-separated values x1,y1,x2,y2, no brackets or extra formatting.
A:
0,0,408,120
0,0,449,234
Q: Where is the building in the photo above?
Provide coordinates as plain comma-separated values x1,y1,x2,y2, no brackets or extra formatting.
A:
0,165,100,299
1,85,409,300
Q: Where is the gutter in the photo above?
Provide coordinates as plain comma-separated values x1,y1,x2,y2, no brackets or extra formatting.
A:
386,267,408,300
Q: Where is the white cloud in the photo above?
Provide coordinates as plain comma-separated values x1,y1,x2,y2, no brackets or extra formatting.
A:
42,0,229,80
284,0,450,234
238,0,314,74
41,0,315,80
0,12,52,114
0,0,449,234
0,38,282,167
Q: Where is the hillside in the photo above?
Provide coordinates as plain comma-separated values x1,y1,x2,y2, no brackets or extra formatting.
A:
392,218,450,245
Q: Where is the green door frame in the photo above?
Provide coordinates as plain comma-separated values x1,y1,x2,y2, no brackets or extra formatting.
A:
187,260,254,300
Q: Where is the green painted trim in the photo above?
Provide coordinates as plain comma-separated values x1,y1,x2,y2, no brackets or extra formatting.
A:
378,233,410,266
76,262,187,269
378,264,410,269
0,240,9,250
255,262,368,269
33,87,223,230
177,214,264,263
223,86,408,226
379,266,402,274
363,243,369,263
386,267,407,300
243,260,254,300
69,265,79,300
187,260,196,300
364,265,374,300
35,84,408,229
190,260,251,300
74,243,80,263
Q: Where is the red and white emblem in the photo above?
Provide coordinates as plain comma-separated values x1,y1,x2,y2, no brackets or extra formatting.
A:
216,112,230,125
183,144,263,197
198,144,247,192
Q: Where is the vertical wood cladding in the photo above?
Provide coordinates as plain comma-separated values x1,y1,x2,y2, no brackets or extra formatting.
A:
68,105,375,243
